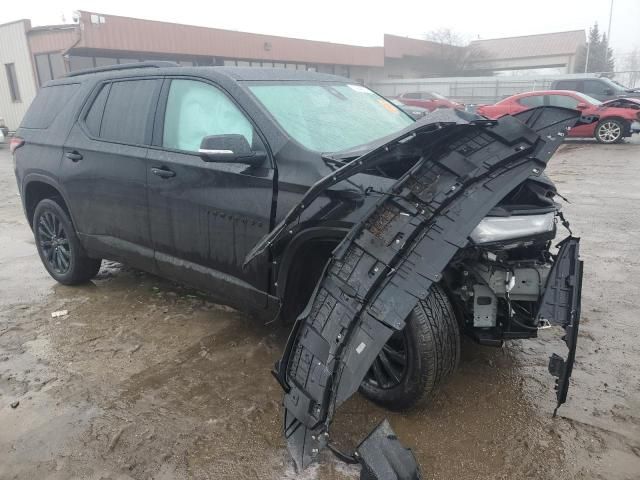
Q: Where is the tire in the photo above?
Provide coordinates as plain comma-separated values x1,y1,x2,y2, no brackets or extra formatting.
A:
33,198,101,285
359,284,460,411
595,118,625,144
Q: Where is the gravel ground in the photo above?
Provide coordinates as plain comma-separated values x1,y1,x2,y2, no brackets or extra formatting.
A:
0,136,639,479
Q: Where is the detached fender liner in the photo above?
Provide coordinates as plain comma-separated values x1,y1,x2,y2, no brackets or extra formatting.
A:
249,107,583,475
537,236,583,416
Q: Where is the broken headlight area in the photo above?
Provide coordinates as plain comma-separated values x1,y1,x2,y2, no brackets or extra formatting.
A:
248,107,585,477
470,212,556,245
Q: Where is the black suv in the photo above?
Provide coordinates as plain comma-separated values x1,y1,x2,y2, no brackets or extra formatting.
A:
551,77,640,102
13,63,584,475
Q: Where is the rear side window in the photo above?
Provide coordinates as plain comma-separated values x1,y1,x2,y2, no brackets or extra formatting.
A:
555,80,579,91
99,79,160,145
518,95,545,107
21,84,80,129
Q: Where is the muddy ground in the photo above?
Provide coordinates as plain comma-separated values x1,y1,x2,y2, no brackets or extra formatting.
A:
0,137,639,480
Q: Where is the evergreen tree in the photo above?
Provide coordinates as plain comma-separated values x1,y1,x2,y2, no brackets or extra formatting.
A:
574,23,615,73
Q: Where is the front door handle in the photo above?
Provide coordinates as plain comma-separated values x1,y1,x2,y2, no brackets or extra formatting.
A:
65,151,83,162
151,167,176,179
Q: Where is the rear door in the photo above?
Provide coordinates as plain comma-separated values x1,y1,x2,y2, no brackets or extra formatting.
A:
147,78,274,306
61,78,162,271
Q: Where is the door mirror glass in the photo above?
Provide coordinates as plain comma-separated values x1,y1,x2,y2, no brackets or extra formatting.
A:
199,134,265,164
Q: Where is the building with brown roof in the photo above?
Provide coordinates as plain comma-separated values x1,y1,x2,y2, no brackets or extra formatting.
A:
1,12,453,129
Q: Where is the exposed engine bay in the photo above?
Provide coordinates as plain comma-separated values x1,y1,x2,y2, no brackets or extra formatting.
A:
246,107,586,479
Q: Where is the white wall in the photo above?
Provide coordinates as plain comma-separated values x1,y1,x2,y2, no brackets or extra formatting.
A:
0,20,38,131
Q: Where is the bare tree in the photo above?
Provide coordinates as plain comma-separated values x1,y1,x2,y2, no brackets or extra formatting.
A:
423,29,489,75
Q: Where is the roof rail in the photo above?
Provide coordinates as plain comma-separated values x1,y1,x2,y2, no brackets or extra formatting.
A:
65,61,179,78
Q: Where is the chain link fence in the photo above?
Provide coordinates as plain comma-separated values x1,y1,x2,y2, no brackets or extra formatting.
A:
370,71,640,105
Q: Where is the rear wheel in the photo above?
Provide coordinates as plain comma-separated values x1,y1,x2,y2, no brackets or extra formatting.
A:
33,198,101,285
595,119,625,144
360,284,460,411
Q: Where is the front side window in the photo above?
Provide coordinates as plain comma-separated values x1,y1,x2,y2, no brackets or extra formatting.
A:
163,80,254,152
547,94,580,109
248,83,414,152
518,95,545,107
584,79,618,96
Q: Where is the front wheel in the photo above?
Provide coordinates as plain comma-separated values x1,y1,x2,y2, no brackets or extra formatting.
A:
595,119,625,144
359,284,460,411
33,198,101,285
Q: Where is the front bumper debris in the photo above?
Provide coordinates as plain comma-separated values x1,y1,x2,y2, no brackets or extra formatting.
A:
247,107,585,476
537,236,583,416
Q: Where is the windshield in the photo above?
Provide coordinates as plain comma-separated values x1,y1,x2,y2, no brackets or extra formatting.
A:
248,83,414,152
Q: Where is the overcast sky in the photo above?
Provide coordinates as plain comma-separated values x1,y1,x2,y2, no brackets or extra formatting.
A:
3,0,639,66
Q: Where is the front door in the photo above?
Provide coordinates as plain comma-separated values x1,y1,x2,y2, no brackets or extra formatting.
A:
147,78,274,309
62,78,162,271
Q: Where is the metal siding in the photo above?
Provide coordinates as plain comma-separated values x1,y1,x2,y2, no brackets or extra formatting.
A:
28,28,78,54
0,20,38,131
75,11,384,67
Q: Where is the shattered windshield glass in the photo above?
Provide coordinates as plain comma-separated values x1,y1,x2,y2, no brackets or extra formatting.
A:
248,83,414,152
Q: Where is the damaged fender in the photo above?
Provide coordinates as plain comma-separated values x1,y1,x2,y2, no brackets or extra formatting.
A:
247,107,585,475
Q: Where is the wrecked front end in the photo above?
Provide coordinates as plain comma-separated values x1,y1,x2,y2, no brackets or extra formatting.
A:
246,107,585,478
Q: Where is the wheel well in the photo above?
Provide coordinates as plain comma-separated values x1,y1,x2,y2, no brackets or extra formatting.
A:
24,181,70,228
280,239,338,324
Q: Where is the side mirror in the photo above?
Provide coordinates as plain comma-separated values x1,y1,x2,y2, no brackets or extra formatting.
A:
604,89,614,96
576,103,588,110
199,134,265,165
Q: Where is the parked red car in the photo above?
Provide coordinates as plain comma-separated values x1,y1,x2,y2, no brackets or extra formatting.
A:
396,91,462,111
477,90,640,143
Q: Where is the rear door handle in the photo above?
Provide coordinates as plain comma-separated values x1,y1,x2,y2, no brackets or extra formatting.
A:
151,167,176,179
65,151,83,162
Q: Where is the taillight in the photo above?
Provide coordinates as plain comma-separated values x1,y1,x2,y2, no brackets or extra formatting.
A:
9,137,24,155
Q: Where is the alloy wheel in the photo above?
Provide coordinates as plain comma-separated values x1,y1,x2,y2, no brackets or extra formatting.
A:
363,329,408,389
37,211,71,275
597,121,622,143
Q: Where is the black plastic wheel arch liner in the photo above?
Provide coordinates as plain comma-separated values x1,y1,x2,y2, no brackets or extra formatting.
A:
246,107,584,474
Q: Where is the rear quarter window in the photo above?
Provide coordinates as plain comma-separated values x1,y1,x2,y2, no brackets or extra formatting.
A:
20,83,80,129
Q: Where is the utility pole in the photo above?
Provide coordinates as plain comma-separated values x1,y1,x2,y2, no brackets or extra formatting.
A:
607,0,614,41
584,40,591,73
